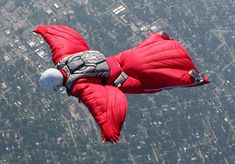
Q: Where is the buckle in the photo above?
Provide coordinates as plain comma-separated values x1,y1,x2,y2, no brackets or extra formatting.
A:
113,71,128,87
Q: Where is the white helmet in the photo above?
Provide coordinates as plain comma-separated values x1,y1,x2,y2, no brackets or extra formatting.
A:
39,68,64,91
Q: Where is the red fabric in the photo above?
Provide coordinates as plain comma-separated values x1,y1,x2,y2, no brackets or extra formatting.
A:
33,25,90,64
34,25,209,143
112,33,209,93
71,78,127,143
34,25,127,143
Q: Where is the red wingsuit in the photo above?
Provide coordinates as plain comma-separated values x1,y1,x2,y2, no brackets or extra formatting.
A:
34,25,209,143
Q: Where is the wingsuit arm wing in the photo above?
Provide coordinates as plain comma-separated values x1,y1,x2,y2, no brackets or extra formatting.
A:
33,25,90,64
72,78,128,143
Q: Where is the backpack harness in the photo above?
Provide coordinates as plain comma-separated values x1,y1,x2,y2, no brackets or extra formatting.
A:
56,51,128,95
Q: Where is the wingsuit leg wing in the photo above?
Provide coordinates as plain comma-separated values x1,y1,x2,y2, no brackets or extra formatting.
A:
112,32,209,93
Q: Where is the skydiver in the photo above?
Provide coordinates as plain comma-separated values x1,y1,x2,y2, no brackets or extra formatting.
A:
35,25,209,143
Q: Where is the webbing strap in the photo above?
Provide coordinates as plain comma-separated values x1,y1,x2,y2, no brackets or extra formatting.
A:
113,71,128,87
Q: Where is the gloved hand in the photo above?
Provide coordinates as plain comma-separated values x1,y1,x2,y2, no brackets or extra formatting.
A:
159,31,172,40
100,121,120,144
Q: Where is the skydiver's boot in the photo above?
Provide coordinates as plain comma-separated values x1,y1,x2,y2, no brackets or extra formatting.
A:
189,69,204,83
